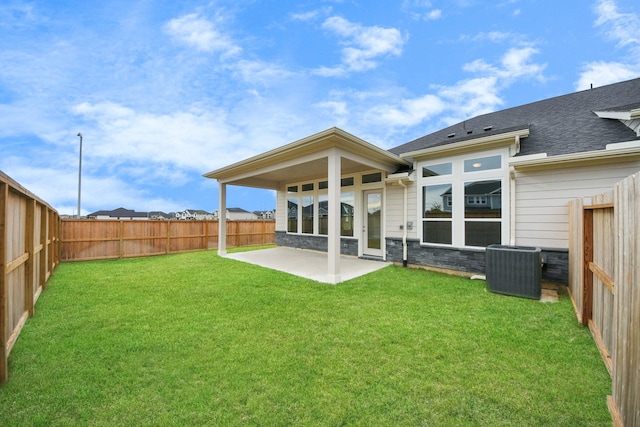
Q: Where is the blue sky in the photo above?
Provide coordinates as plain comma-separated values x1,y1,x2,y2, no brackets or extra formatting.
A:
1,0,639,216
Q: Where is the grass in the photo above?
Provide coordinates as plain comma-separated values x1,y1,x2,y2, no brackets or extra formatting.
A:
1,250,611,426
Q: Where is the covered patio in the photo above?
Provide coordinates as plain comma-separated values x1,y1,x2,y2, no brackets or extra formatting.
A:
203,127,410,284
224,247,391,283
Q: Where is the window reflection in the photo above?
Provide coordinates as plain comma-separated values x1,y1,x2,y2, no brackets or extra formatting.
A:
301,195,314,234
287,197,298,233
423,162,452,177
318,194,328,235
464,180,501,218
423,184,453,218
341,192,354,237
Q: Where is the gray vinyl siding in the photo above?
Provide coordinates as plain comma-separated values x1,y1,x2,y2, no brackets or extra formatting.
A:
514,160,640,248
384,181,418,240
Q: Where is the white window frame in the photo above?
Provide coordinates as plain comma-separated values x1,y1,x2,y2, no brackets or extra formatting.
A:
285,170,384,238
418,148,510,248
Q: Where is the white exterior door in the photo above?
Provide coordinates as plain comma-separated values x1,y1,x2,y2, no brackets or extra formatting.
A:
363,190,383,257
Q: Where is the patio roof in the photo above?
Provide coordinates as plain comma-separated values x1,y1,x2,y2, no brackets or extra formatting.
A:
203,127,410,284
203,127,410,189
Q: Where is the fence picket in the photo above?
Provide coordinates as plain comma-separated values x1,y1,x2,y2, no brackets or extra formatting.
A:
569,172,640,427
60,219,275,261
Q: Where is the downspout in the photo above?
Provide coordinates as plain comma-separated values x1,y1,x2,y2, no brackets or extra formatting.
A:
509,136,520,246
398,179,408,267
509,166,516,245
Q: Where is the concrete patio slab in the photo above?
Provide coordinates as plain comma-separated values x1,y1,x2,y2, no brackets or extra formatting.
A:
223,247,390,283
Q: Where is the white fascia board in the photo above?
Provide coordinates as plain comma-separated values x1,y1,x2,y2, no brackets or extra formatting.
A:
594,110,632,120
606,140,640,150
510,142,640,170
399,128,530,160
594,108,640,120
203,127,408,180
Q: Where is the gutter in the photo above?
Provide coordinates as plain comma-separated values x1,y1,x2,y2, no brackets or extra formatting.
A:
509,140,640,170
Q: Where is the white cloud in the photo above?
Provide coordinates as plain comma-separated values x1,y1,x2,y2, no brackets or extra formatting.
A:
290,7,332,22
314,100,349,118
315,16,406,75
462,46,546,82
365,94,446,127
575,61,639,90
595,0,640,49
230,59,295,84
426,9,443,20
164,13,241,56
71,101,244,174
335,44,546,133
576,0,640,90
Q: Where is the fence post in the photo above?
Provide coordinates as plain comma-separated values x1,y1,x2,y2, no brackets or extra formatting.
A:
39,205,48,290
582,208,593,327
0,182,8,383
166,221,171,254
25,199,35,316
119,220,124,259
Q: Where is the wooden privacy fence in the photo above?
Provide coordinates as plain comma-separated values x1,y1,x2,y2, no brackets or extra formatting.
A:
569,172,639,427
61,219,275,261
0,171,60,383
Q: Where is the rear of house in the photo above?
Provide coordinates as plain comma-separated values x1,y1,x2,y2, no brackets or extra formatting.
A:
206,77,640,283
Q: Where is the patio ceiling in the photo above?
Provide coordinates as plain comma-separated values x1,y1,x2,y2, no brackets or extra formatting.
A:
203,127,411,189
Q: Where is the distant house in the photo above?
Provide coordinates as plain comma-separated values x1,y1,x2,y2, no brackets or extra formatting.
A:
174,209,215,220
148,211,170,220
205,77,640,284
254,210,276,219
229,207,259,220
87,207,149,220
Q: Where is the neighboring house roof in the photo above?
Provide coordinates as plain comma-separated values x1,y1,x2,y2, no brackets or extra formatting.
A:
389,77,640,157
228,207,252,213
148,211,169,218
441,181,501,196
87,207,148,218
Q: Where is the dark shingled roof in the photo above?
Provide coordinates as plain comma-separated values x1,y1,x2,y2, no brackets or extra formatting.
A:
389,77,640,157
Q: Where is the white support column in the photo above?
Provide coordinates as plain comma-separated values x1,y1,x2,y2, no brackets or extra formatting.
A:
218,181,227,256
327,152,341,283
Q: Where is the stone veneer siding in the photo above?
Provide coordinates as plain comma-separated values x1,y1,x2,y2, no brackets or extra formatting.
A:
273,233,568,284
385,238,568,284
275,231,358,256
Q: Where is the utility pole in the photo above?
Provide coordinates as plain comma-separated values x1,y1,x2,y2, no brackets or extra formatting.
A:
77,132,83,219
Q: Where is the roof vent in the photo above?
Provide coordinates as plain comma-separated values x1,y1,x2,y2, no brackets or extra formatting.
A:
483,126,493,131
447,133,456,138
467,130,473,134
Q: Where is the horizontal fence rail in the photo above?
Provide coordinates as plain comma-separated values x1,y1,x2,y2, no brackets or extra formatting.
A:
60,219,275,261
569,172,639,427
1,171,60,383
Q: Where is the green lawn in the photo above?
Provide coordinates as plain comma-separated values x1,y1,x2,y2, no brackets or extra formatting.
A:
1,250,611,426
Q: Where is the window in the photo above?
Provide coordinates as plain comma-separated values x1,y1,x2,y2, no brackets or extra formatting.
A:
420,153,506,248
341,192,354,237
286,172,381,237
341,177,354,187
423,184,452,244
464,155,501,172
362,172,382,184
301,195,314,234
319,194,328,235
464,180,501,246
287,198,298,233
423,162,452,177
